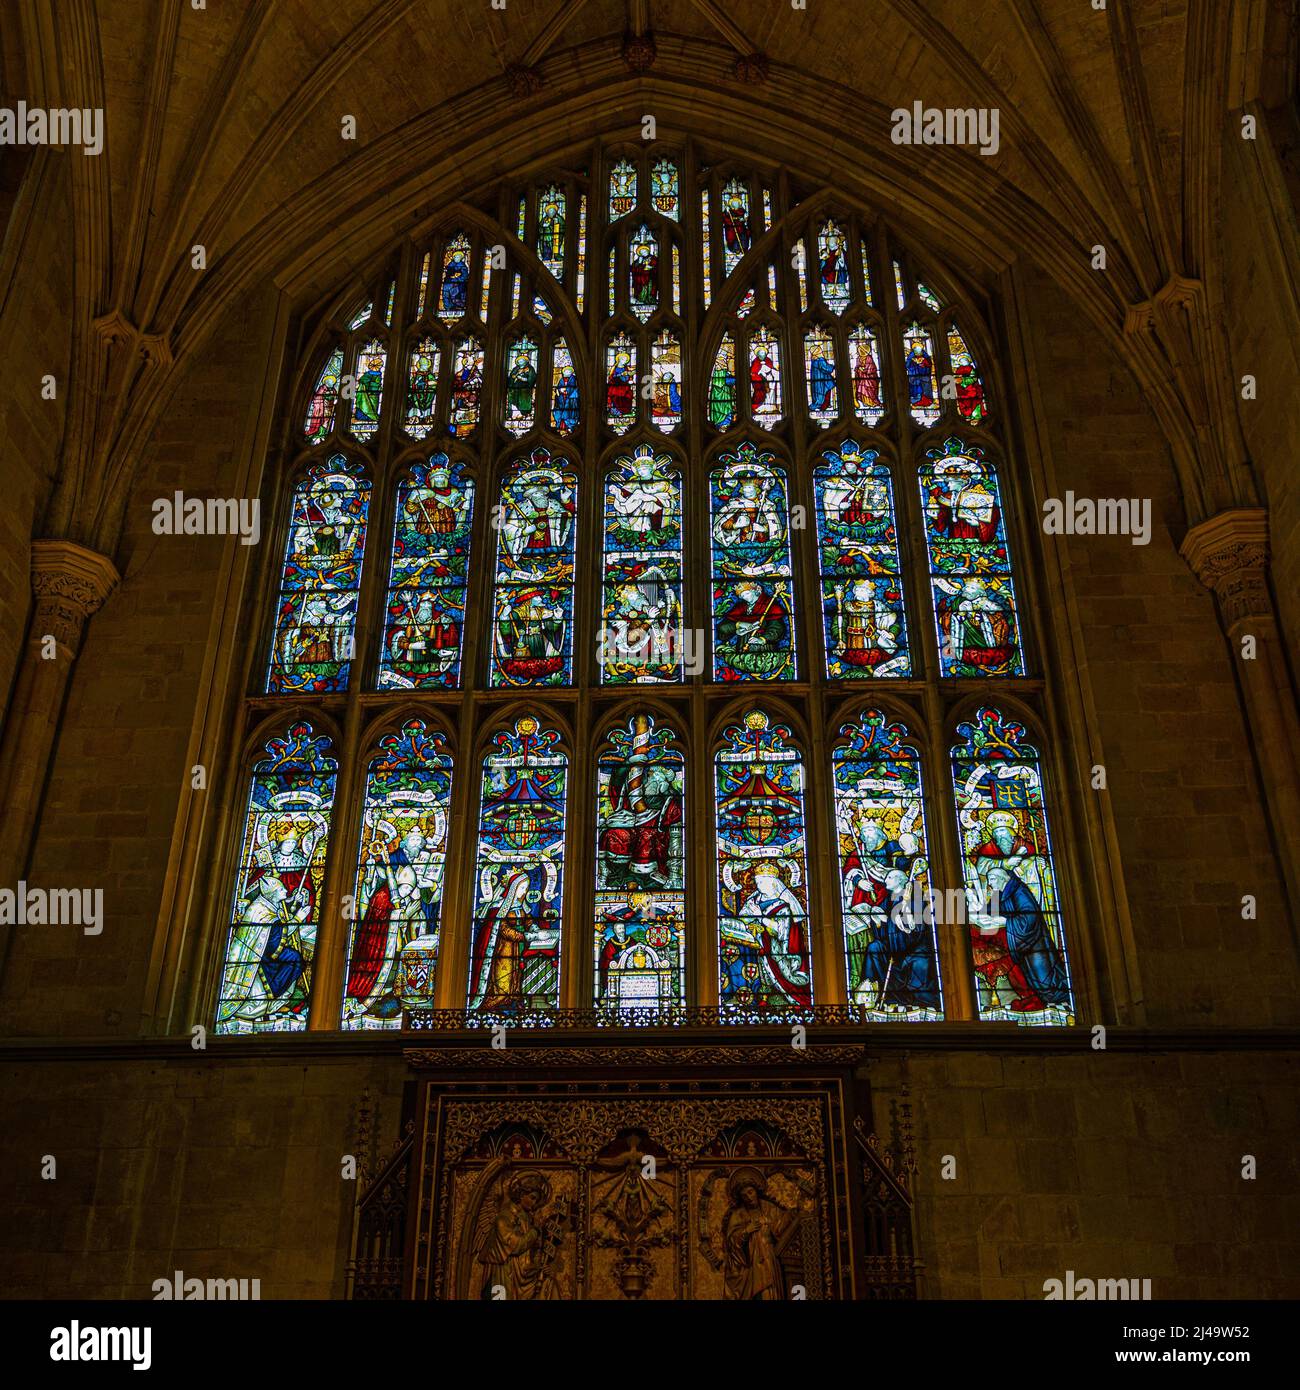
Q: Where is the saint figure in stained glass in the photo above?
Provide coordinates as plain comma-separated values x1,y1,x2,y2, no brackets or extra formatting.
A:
629,224,659,320
402,338,440,439
551,339,580,435
904,322,940,427
605,332,637,433
537,185,566,278
805,328,837,427
720,178,751,275
504,337,539,435
708,334,737,429
304,347,342,444
439,234,472,319
650,331,683,431
817,220,851,314
449,338,484,435
948,322,987,425
748,327,782,425
350,339,387,442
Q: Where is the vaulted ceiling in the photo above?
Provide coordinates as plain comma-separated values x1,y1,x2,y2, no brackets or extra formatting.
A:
3,0,1295,549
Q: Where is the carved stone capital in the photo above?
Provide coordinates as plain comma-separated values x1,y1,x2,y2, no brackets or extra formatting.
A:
30,539,121,652
1180,508,1271,629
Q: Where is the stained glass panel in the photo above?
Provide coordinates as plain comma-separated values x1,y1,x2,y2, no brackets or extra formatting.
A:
216,723,336,1033
814,441,909,678
920,438,1024,676
438,233,472,320
378,455,473,690
595,716,686,1014
503,336,539,436
490,450,577,687
304,347,342,444
710,443,796,681
720,177,750,276
715,711,813,1019
701,187,712,308
550,338,580,435
650,330,683,432
605,331,637,433
349,338,387,443
805,327,838,428
952,708,1074,1025
652,157,679,219
629,224,659,321
469,717,567,1020
266,457,370,694
601,445,683,684
576,194,587,312
401,337,440,439
817,220,851,314
343,721,453,1029
448,336,484,435
748,327,782,426
610,158,637,220
849,326,885,426
708,334,738,429
537,184,566,279
903,321,940,427
918,280,941,312
833,711,942,1020
948,322,988,425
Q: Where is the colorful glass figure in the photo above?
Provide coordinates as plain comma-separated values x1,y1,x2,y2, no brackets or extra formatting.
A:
601,445,683,684
652,158,679,219
402,337,440,440
438,233,472,320
629,224,659,321
833,711,943,1021
448,337,484,436
490,450,577,687
304,346,343,444
266,457,370,694
747,327,783,426
947,322,987,425
710,443,797,681
416,252,431,317
903,321,940,427
378,455,474,690
848,326,885,427
343,721,454,1029
468,717,567,1020
805,327,838,427
550,338,580,436
537,184,566,280
650,330,683,432
532,294,553,325
349,338,387,442
715,711,813,1018
818,220,851,314
952,707,1074,1026
815,441,909,678
738,286,756,318
503,336,540,436
595,716,686,1013
720,178,751,276
920,438,1024,676
918,281,941,313
216,723,337,1034
708,334,738,429
605,331,637,434
610,158,637,219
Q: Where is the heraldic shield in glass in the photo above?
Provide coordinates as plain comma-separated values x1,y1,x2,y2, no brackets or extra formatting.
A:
715,711,814,1019
601,445,684,683
594,716,687,1015
378,455,474,690
710,443,797,682
490,451,578,688
920,438,1025,677
468,718,568,1022
815,440,910,678
834,711,943,1021
266,456,370,694
952,707,1074,1026
216,724,338,1033
342,721,454,1029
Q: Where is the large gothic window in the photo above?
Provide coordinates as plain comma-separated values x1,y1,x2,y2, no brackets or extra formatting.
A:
213,142,1078,1032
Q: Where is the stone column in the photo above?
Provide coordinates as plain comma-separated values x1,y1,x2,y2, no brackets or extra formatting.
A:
1181,509,1300,930
0,539,120,892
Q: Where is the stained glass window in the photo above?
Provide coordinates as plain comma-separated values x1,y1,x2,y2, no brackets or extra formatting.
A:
793,239,808,311
748,327,783,426
738,286,756,318
652,158,679,219
903,321,940,427
710,443,796,681
605,331,637,433
650,330,683,431
601,444,683,684
416,252,431,316
607,247,617,312
715,711,813,1019
378,454,474,690
266,457,370,694
952,708,1074,1025
860,240,874,304
805,327,838,427
503,336,539,435
700,187,712,308
629,224,659,321
216,723,337,1033
849,326,885,426
342,721,453,1029
708,334,738,429
537,184,566,279
947,322,988,424
490,450,577,687
892,260,906,310
438,233,472,320
402,337,440,439
833,712,942,1020
920,437,1024,676
469,717,567,1020
671,245,681,312
814,440,909,677
720,178,751,276
918,280,941,313
817,220,851,314
448,336,484,435
304,347,342,444
349,338,387,443
551,338,579,435
595,716,686,1014
576,194,587,312
348,302,372,331
610,158,637,219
